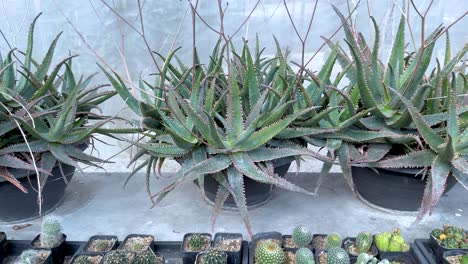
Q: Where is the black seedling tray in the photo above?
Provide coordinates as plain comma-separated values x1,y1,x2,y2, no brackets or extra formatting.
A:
0,240,84,264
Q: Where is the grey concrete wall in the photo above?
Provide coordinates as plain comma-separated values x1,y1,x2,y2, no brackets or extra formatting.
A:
1,0,466,173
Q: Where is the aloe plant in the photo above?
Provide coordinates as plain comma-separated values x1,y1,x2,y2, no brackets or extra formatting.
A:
105,38,331,236
0,13,116,193
303,7,468,222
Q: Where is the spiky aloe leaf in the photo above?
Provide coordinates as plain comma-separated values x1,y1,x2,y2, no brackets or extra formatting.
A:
0,168,28,193
211,183,231,231
362,150,436,168
226,166,253,237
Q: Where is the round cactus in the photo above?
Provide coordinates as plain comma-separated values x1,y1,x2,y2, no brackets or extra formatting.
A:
356,232,373,254
375,232,391,252
255,240,286,264
327,247,350,264
188,234,205,251
356,253,373,264
325,233,342,249
133,250,158,264
40,217,63,248
200,249,227,264
293,225,313,247
295,248,314,264
441,237,459,249
431,229,444,239
104,250,130,264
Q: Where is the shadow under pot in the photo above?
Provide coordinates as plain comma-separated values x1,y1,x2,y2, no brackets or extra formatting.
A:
249,232,283,264
181,233,212,264
117,234,154,253
442,250,468,264
102,250,136,264
342,237,378,262
213,233,243,264
202,156,295,208
351,167,458,211
31,233,67,264
196,250,228,264
83,236,118,254
70,252,105,264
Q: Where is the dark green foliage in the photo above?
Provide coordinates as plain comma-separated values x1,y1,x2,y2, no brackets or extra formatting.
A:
200,249,226,264
188,234,205,251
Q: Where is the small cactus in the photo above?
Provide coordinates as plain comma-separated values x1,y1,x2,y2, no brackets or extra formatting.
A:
73,255,90,264
255,240,286,264
94,240,111,252
293,225,313,247
375,232,391,252
188,234,205,251
104,250,131,264
325,233,342,249
40,217,63,248
16,250,42,264
133,249,159,264
295,248,314,264
199,249,226,264
327,247,350,264
356,253,373,264
356,232,373,254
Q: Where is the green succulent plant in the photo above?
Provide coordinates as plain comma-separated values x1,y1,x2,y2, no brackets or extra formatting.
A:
255,240,286,264
327,247,350,264
40,217,63,248
293,225,313,247
356,253,373,264
304,6,468,224
16,249,49,264
0,13,116,193
325,233,342,249
188,234,206,251
461,255,468,264
295,247,315,264
198,249,227,264
104,38,331,236
355,232,373,254
103,250,131,264
133,249,161,264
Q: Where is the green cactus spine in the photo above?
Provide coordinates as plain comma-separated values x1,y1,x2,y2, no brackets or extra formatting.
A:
325,233,342,249
188,234,205,251
17,250,43,264
431,229,444,239
356,232,373,254
40,217,63,248
441,237,459,249
200,249,226,264
133,250,159,264
356,253,373,264
293,225,313,247
295,248,314,264
104,250,130,264
375,232,391,252
327,247,350,264
255,241,286,264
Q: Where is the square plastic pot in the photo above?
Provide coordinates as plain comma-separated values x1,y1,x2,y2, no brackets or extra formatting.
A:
83,235,118,254
380,243,429,264
31,234,67,264
213,233,243,264
429,233,468,264
117,234,154,252
312,234,328,253
248,232,283,264
181,233,212,264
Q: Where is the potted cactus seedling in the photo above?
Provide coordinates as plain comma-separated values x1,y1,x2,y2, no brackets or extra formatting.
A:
31,218,67,264
293,247,315,264
342,232,378,261
315,247,350,264
430,225,467,263
254,240,286,264
375,229,410,254
313,233,342,252
83,236,118,253
117,234,153,253
181,233,212,264
70,253,105,264
133,249,164,264
283,225,313,252
102,250,136,264
213,233,242,264
249,232,283,264
195,248,228,264
443,251,468,264
16,249,52,264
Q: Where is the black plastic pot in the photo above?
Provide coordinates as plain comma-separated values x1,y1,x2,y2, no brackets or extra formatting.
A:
0,162,76,222
102,250,136,264
196,250,228,264
442,250,468,264
352,167,458,211
312,234,328,253
248,232,283,264
117,234,154,252
342,237,378,261
83,235,118,253
429,233,468,264
213,233,243,264
31,234,67,264
70,252,105,264
0,232,7,263
282,235,298,253
379,243,429,264
181,233,212,264
1,240,53,264
414,239,437,264
203,157,295,208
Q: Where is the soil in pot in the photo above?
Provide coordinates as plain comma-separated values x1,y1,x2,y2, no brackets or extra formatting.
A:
313,236,327,251
317,251,327,264
214,237,242,252
286,251,296,264
119,236,153,252
103,251,136,264
71,254,104,264
84,237,117,252
32,234,66,248
183,234,211,252
445,254,467,264
283,237,298,249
